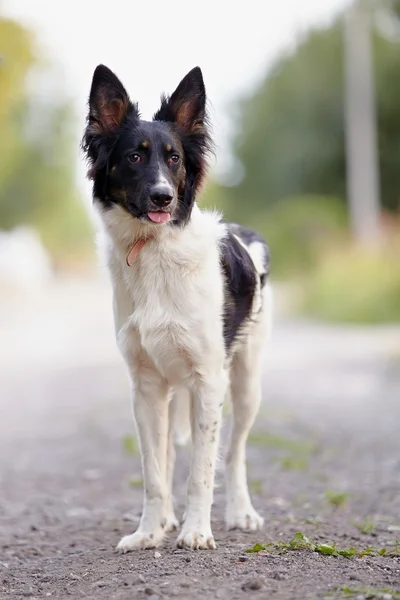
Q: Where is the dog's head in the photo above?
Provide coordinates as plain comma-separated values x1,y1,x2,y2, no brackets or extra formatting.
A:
82,65,211,228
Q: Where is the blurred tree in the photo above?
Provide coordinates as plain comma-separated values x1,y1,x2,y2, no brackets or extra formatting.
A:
0,14,92,265
222,9,400,226
0,17,34,186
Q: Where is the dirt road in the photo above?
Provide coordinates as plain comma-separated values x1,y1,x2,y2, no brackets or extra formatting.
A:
1,277,400,599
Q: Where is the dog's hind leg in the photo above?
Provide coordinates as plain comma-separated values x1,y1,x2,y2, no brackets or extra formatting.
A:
225,286,271,531
163,388,191,533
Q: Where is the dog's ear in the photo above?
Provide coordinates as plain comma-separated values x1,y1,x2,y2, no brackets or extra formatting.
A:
87,65,138,134
154,67,206,134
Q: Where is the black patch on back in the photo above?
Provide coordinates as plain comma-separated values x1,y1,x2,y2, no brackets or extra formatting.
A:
226,222,270,285
220,231,258,352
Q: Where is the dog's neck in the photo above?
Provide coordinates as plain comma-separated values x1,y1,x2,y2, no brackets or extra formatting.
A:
97,201,201,263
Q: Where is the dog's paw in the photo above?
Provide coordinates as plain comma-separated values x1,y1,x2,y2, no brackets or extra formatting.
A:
176,527,216,550
225,505,264,531
116,530,164,552
163,513,180,533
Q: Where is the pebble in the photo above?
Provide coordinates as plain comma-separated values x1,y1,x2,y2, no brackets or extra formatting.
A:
145,587,159,596
123,574,145,586
272,572,286,581
242,578,264,591
354,595,366,600
382,595,393,600
154,551,162,558
238,556,248,562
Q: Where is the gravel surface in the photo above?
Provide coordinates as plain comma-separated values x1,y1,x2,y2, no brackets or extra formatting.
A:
1,277,400,600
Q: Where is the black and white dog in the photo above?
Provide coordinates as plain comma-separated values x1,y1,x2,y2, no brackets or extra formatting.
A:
82,65,271,551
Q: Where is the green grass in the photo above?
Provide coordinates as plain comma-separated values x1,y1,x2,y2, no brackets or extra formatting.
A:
324,490,349,510
129,478,143,488
248,431,316,454
250,480,263,494
248,430,316,474
280,456,309,470
246,532,400,559
331,586,400,599
122,434,139,455
354,516,377,535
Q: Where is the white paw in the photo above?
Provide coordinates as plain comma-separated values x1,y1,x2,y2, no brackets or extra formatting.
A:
116,530,164,552
163,513,180,533
225,505,264,531
176,527,216,550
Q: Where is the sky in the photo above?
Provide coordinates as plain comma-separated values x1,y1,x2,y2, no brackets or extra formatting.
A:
3,0,351,193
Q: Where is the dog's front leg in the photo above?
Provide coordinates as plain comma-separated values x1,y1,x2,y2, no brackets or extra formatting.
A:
177,370,227,550
117,364,169,552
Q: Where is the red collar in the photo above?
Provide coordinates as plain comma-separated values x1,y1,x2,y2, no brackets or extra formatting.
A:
126,237,150,267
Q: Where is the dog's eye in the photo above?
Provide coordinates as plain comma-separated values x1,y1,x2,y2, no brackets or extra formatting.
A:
128,153,142,164
169,154,180,164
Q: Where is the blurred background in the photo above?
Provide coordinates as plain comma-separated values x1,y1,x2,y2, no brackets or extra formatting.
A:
1,2,400,595
1,0,399,321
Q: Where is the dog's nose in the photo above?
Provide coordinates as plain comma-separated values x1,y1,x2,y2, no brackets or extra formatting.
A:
149,187,173,207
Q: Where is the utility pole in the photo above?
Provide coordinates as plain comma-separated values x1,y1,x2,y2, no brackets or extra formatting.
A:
344,0,381,242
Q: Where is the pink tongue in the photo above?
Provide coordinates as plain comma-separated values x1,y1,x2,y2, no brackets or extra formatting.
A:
148,211,171,224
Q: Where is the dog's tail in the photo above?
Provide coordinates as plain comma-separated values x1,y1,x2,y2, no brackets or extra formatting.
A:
170,388,191,446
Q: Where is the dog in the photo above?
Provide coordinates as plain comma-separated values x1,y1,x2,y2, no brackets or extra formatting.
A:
82,65,271,551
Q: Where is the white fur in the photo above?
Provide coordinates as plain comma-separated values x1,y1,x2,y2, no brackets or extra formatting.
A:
151,171,174,198
97,201,270,551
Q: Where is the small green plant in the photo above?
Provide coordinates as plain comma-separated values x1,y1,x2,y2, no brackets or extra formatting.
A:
123,434,139,455
280,456,308,470
245,532,400,558
249,431,316,473
246,543,268,553
325,490,349,509
334,586,400,599
248,431,315,454
355,516,377,535
250,480,263,494
128,478,143,488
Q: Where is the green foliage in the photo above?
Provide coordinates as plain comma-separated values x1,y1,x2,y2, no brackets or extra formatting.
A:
0,14,93,264
300,232,400,323
225,16,400,220
253,195,348,277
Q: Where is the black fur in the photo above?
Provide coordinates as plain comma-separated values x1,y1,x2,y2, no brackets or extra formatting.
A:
220,232,257,352
220,224,270,352
227,223,270,286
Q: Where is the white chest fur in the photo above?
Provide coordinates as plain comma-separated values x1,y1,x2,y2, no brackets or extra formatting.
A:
99,204,227,385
